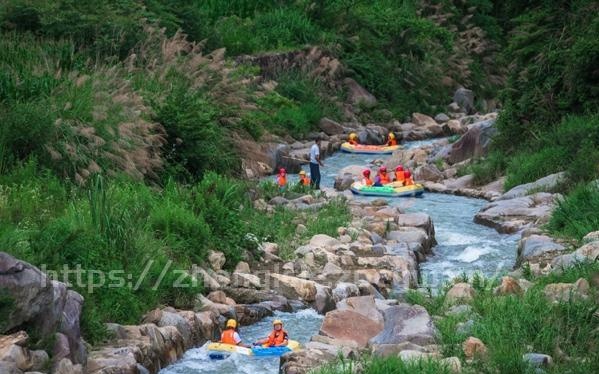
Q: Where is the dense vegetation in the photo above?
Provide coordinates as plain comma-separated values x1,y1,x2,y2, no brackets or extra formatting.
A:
0,0,597,351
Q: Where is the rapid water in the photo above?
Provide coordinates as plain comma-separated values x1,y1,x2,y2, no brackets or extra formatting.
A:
159,309,323,374
161,138,517,373
313,141,518,286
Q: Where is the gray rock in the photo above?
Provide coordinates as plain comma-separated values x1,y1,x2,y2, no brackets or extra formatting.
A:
269,196,289,206
368,304,436,348
445,304,473,316
314,284,335,314
501,172,565,200
414,164,444,182
552,241,599,270
319,117,344,135
517,235,566,266
334,173,355,191
434,113,450,123
0,253,86,365
332,283,360,303
446,119,496,164
344,78,377,108
456,319,475,335
453,88,475,114
523,353,553,368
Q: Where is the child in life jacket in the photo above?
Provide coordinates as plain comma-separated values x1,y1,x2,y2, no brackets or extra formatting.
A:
254,319,289,347
404,170,415,186
378,166,391,185
220,319,250,347
276,168,287,189
387,132,397,146
394,165,405,185
362,169,373,186
298,170,310,186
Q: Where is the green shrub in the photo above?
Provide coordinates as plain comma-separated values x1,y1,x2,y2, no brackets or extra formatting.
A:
547,183,599,241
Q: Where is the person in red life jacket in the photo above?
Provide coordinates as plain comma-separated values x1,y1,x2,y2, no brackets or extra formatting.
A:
254,319,289,347
394,165,405,184
276,168,287,189
348,133,359,145
362,169,373,186
387,132,397,146
298,170,310,186
404,169,415,186
220,319,250,348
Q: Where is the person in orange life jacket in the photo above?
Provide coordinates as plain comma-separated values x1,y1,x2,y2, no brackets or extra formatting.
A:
220,319,250,348
362,169,373,186
254,319,289,347
298,170,310,186
394,165,405,184
276,168,287,189
404,170,415,186
348,133,359,145
378,166,391,185
387,132,397,146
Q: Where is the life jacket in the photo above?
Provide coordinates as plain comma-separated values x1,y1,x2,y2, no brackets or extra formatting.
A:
220,329,238,345
395,171,405,183
404,177,414,186
348,139,358,145
299,175,310,186
265,329,288,347
362,177,373,186
277,175,287,187
387,138,397,146
379,172,391,184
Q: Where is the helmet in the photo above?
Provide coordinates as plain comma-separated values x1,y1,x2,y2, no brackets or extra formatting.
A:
363,169,371,177
299,170,306,175
273,319,283,327
279,168,286,174
349,133,357,139
380,166,387,173
226,319,237,329
405,170,411,178
388,133,395,139
396,165,404,171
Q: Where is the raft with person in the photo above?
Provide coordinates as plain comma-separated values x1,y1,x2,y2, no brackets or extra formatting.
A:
350,181,424,197
206,340,301,360
340,142,401,155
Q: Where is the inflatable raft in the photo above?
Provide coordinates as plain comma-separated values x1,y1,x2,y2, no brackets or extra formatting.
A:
340,142,401,155
207,340,301,360
350,182,424,197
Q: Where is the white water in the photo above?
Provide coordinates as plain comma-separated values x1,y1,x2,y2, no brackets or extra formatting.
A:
160,138,517,373
159,309,323,374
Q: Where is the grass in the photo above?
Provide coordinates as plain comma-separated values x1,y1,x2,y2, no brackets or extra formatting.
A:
315,356,454,374
547,183,599,241
412,262,599,374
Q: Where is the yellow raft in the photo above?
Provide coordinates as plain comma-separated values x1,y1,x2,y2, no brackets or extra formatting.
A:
340,142,401,155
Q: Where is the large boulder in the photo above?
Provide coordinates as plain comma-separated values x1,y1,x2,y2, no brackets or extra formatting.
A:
447,119,496,164
279,347,336,374
474,193,557,234
368,304,436,354
358,125,387,145
552,241,599,270
412,113,437,127
266,274,317,302
0,253,86,365
445,283,476,305
517,234,566,266
336,296,383,325
543,278,590,303
320,310,384,348
331,283,361,303
500,172,566,200
319,118,344,135
313,284,336,314
344,78,377,108
414,164,444,182
453,88,475,114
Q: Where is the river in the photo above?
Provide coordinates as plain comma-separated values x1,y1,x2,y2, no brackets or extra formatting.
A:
159,139,517,373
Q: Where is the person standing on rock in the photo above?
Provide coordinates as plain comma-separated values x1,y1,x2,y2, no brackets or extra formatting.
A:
220,319,251,348
309,138,323,190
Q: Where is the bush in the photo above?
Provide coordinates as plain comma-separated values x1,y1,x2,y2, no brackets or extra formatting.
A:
547,183,599,241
